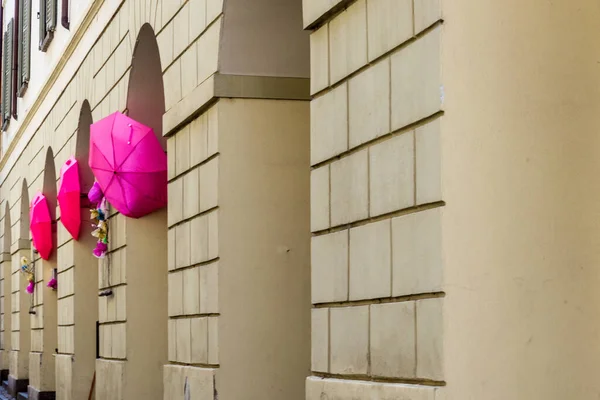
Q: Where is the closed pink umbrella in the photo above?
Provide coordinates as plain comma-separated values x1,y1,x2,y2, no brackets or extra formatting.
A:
30,193,53,260
89,112,167,218
58,157,81,240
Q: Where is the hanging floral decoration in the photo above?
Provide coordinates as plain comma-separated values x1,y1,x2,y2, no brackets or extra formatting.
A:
89,182,109,259
20,256,35,294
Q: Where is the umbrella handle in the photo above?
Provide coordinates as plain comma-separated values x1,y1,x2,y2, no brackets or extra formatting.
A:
128,123,133,145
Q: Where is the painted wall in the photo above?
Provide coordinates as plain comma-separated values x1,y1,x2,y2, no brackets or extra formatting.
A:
1,0,94,152
441,0,600,398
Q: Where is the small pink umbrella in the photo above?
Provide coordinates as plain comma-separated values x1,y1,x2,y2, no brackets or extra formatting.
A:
30,193,53,260
58,157,81,240
89,112,167,218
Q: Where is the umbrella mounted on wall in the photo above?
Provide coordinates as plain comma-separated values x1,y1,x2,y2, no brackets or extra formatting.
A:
58,156,81,240
88,111,167,218
30,193,53,260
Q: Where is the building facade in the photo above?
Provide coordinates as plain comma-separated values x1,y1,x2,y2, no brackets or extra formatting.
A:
0,0,595,399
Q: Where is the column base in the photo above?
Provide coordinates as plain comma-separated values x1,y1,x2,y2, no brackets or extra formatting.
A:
7,376,28,398
27,386,56,400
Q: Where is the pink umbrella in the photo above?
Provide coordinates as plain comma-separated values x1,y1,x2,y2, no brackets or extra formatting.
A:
58,157,81,240
30,193,53,260
89,112,167,218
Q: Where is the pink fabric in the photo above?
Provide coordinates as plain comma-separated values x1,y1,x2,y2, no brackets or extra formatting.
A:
88,181,104,205
47,278,57,290
58,157,81,240
30,193,53,260
93,241,108,258
89,112,167,218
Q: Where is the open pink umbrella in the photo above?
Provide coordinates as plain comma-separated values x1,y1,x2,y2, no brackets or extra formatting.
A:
89,112,167,218
58,157,81,240
30,193,53,260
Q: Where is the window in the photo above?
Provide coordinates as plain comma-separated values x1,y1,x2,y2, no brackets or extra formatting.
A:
18,0,31,96
38,0,56,51
1,19,13,129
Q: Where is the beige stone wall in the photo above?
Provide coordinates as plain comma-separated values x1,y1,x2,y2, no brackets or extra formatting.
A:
304,0,445,398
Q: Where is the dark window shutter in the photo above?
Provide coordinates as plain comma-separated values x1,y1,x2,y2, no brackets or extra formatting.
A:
39,0,54,51
46,0,56,32
39,0,45,49
0,32,6,124
61,0,68,29
18,0,30,96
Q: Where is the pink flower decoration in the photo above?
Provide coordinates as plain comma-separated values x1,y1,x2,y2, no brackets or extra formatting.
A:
93,241,108,258
47,278,57,290
26,281,34,294
88,182,104,206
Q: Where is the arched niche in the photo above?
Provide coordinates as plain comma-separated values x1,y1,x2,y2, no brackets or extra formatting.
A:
55,100,98,400
126,23,166,149
28,148,58,398
95,23,167,400
75,100,95,194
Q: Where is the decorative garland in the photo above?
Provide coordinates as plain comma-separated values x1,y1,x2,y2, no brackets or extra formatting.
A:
20,256,35,294
89,182,109,258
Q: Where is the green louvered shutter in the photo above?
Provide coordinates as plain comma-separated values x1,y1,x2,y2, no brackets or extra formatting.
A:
19,0,30,95
3,21,12,127
46,0,56,32
0,32,6,125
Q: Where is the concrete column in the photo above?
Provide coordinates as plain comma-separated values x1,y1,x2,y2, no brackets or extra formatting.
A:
0,252,11,379
9,246,31,397
440,0,600,398
55,207,98,400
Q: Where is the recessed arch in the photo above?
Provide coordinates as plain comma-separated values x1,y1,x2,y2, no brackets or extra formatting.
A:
28,148,58,396
96,23,168,400
19,179,30,244
42,148,57,222
127,23,166,149
55,100,98,400
3,202,11,255
75,100,95,194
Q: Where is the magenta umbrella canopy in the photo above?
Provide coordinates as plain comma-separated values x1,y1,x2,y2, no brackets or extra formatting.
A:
58,157,81,240
89,112,167,218
30,193,53,260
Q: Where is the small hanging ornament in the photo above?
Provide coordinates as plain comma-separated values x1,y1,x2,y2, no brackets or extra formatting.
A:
90,185,109,259
47,268,57,290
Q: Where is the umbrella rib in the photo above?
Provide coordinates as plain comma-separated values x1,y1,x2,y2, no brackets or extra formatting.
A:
91,143,115,170
110,114,118,168
115,176,134,216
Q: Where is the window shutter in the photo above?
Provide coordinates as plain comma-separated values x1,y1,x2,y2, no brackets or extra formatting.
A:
46,0,56,32
3,21,12,127
18,0,30,95
61,0,68,29
0,32,6,124
39,0,45,49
